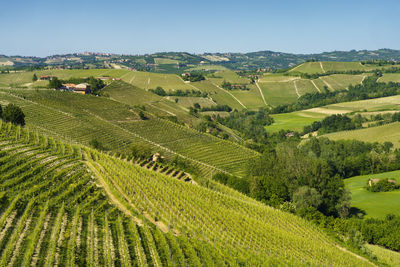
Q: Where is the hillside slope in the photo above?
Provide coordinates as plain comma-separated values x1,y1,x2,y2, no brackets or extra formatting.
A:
0,88,257,177
0,122,376,266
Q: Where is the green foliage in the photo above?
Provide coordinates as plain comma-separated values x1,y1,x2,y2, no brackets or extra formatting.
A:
293,186,322,209
247,143,350,217
181,72,205,82
2,104,25,126
89,138,105,150
150,86,208,97
32,73,38,82
130,143,152,160
366,178,400,192
48,77,63,89
218,108,273,143
303,114,360,135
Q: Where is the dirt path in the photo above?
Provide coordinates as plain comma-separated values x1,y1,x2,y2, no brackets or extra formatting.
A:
335,244,377,266
293,80,301,97
86,160,144,227
319,77,334,90
320,62,326,73
311,80,321,92
210,81,247,109
255,81,268,106
147,103,177,116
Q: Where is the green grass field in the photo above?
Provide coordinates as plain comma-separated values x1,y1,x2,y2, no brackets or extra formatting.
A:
266,95,400,133
323,122,400,147
345,170,400,218
266,111,327,132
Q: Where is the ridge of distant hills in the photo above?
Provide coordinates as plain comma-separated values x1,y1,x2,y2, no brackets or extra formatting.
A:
1,48,400,72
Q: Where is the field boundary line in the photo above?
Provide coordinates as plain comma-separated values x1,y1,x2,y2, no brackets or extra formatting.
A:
255,81,268,106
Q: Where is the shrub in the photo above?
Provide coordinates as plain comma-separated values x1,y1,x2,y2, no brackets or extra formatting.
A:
2,104,25,126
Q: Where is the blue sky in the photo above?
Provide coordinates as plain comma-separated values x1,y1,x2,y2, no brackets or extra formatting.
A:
0,0,399,56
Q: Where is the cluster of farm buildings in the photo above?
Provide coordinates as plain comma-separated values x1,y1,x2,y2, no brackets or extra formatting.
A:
39,75,121,94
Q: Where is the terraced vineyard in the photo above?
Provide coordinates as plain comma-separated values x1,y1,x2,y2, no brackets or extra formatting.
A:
87,142,375,266
0,88,257,177
0,122,247,266
0,122,377,266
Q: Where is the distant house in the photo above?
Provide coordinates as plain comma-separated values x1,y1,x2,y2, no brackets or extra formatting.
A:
112,78,121,81
181,73,191,77
96,77,111,81
39,75,55,81
62,83,76,91
285,132,295,138
74,83,91,94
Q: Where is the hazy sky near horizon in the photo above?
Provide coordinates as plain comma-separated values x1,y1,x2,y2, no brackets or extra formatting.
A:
1,0,399,56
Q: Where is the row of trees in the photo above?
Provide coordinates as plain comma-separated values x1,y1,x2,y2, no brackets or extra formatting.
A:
150,87,208,98
302,114,362,135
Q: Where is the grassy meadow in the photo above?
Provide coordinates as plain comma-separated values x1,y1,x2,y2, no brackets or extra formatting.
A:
345,170,400,218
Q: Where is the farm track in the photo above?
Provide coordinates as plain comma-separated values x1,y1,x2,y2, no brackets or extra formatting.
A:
255,81,268,106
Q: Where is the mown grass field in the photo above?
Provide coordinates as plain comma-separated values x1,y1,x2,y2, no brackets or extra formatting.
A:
345,170,400,218
266,111,327,132
323,122,400,147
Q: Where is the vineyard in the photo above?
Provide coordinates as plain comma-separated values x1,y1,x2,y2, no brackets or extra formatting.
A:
0,88,256,177
0,121,376,266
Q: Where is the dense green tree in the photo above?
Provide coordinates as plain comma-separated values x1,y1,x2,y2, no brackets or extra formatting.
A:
2,104,25,126
32,73,38,82
293,186,322,209
48,77,62,89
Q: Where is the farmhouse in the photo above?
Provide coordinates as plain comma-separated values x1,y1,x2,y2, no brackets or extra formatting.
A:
39,75,55,81
61,83,76,91
74,83,91,94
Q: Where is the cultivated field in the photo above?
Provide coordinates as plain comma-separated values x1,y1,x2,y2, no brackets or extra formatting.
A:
345,170,400,218
323,122,400,147
0,88,257,177
0,123,375,266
